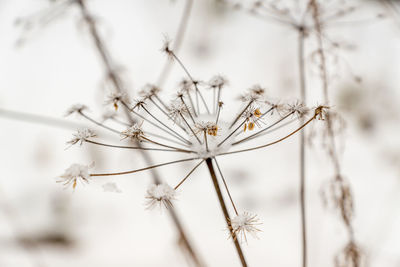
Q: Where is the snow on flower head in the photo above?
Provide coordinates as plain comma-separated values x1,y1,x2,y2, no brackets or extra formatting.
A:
229,212,261,243
66,128,96,147
241,105,263,131
145,183,176,209
58,163,93,189
208,75,228,89
189,115,233,158
139,83,160,99
105,91,128,110
169,100,190,123
121,123,145,141
240,85,266,102
65,104,88,116
287,101,310,118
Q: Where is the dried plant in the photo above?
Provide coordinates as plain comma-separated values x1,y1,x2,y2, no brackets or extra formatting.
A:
5,0,393,266
60,34,327,265
217,0,381,266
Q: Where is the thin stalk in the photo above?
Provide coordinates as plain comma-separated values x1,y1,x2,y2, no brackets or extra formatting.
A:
174,160,204,190
220,114,316,156
298,26,307,267
90,157,199,177
141,136,194,153
110,116,190,146
154,94,170,112
141,105,192,145
229,101,253,129
205,158,247,267
186,90,198,117
149,96,188,134
213,158,239,216
156,0,193,87
204,131,209,152
171,52,210,114
232,111,293,146
213,87,216,113
218,118,248,147
85,139,193,153
216,87,222,112
120,100,191,146
180,114,202,144
215,102,222,125
79,111,120,135
180,96,197,125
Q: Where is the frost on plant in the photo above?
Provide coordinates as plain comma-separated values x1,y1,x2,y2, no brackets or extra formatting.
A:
59,45,326,245
66,128,96,147
229,212,261,243
58,163,92,189
145,183,176,209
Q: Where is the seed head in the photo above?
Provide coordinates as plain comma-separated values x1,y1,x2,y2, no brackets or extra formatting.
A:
121,123,145,141
161,36,173,58
240,85,266,102
65,104,88,116
66,128,96,146
105,91,128,110
208,75,228,89
229,212,261,243
169,100,190,123
287,101,310,118
58,163,93,189
145,183,176,209
139,84,161,99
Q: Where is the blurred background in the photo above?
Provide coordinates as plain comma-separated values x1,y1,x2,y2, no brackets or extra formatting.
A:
0,0,399,266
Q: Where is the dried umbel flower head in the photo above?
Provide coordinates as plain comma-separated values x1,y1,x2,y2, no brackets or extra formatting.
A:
169,100,191,124
59,46,326,248
139,84,161,99
105,91,128,110
121,123,145,141
208,75,228,89
229,212,261,243
66,128,96,147
58,163,92,189
240,85,266,102
65,104,88,116
287,101,310,118
145,183,176,209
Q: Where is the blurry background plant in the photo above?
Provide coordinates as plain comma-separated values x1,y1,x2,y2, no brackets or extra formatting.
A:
0,0,399,267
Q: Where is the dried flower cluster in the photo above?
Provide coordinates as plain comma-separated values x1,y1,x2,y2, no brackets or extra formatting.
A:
60,52,326,243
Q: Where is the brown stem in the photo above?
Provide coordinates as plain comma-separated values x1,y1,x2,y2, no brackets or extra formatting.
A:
90,157,199,177
298,27,307,267
205,158,247,267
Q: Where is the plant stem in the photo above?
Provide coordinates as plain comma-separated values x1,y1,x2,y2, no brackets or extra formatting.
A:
76,1,203,265
205,158,247,267
298,26,307,267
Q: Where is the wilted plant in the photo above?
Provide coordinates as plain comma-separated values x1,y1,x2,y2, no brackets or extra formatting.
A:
60,37,327,266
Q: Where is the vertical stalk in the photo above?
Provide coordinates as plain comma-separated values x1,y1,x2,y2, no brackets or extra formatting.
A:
75,1,203,266
297,26,307,267
205,158,248,267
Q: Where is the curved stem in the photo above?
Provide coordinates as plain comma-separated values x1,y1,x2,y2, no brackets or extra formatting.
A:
85,139,191,153
174,160,204,190
220,114,316,156
90,157,199,177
